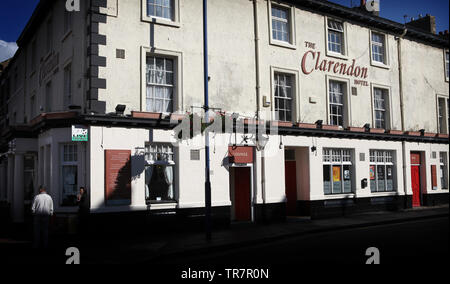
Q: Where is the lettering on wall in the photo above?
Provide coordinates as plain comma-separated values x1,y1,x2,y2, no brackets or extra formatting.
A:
301,41,369,84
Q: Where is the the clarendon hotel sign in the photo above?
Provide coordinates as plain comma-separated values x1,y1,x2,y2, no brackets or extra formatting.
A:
300,42,369,85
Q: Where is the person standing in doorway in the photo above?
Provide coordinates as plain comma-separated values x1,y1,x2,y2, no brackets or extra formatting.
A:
31,186,54,249
76,187,90,239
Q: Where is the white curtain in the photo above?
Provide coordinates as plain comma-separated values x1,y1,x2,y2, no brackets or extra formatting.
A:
145,166,153,200
164,166,174,199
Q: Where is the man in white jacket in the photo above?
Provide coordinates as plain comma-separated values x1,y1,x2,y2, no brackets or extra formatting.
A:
31,186,54,249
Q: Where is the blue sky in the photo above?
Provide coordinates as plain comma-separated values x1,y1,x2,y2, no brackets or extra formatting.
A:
0,0,449,61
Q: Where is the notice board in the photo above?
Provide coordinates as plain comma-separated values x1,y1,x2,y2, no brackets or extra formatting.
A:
105,150,131,205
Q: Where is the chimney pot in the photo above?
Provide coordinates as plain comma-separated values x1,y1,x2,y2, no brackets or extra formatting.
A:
445,30,449,35
360,0,366,7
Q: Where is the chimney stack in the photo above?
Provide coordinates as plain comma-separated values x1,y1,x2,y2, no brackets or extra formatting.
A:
406,14,436,34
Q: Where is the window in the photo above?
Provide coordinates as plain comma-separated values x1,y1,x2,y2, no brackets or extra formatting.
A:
31,40,36,72
61,144,78,206
45,81,52,112
274,73,293,122
146,56,174,113
46,18,52,54
146,0,174,20
323,149,353,195
373,88,390,129
440,152,448,190
145,143,175,203
30,93,36,119
64,9,72,34
445,51,449,81
329,80,346,127
327,19,345,55
438,97,449,134
271,5,290,43
370,150,395,193
64,64,72,108
371,32,386,64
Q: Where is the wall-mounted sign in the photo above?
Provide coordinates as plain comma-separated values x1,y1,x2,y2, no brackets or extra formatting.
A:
39,52,59,86
228,146,254,164
72,125,88,142
301,50,368,79
105,150,131,206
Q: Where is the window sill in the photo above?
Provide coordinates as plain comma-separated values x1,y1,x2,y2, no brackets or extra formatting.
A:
326,50,348,61
369,191,398,196
370,61,390,70
146,202,177,210
323,193,355,199
141,16,180,28
269,39,297,50
61,30,72,43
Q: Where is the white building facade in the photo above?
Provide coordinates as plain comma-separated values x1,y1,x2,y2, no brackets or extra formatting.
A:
0,0,448,231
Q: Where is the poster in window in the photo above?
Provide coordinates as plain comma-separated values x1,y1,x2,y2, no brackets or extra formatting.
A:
333,166,341,182
370,166,376,180
344,169,351,180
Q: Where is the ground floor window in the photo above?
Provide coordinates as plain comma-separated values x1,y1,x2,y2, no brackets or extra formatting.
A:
61,144,78,206
440,152,448,190
323,149,353,195
145,143,175,202
370,150,395,192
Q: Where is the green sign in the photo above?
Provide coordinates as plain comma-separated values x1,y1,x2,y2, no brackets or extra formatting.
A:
72,125,88,142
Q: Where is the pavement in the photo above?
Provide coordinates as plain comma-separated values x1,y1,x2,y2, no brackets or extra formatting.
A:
0,204,448,264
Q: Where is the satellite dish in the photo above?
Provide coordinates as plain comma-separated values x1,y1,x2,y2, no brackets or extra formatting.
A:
366,0,380,12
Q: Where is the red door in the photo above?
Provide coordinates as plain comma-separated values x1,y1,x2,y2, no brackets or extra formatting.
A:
234,167,251,221
285,161,297,216
411,166,421,207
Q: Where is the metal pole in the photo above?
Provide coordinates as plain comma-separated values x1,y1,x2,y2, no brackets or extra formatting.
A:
203,0,212,241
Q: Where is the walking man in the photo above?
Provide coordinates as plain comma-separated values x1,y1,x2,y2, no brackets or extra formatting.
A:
31,186,54,249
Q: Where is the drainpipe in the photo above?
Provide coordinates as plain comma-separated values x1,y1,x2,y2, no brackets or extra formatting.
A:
253,0,267,219
203,0,212,241
397,28,409,206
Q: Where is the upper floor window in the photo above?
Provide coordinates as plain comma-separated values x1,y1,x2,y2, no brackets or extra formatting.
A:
274,72,293,122
371,32,386,65
445,51,449,81
31,40,36,72
146,56,174,113
64,9,73,34
438,96,449,134
46,18,52,54
271,5,291,43
327,19,345,55
328,80,347,127
64,64,72,108
373,87,390,129
147,0,174,20
45,81,52,112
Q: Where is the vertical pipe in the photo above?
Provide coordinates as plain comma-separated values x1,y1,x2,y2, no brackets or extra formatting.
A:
253,0,266,221
203,0,212,241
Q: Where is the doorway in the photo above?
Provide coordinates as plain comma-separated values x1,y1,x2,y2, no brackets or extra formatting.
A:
410,152,422,207
284,149,297,216
230,166,252,221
